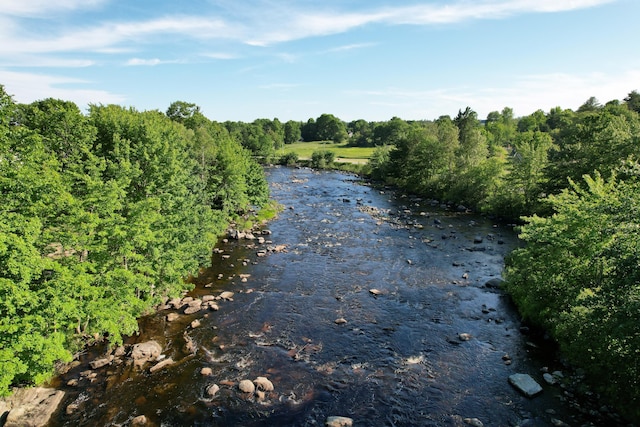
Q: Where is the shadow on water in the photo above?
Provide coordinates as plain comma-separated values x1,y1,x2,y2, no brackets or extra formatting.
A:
48,166,624,426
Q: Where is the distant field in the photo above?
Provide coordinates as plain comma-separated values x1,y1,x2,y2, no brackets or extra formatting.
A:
278,141,376,164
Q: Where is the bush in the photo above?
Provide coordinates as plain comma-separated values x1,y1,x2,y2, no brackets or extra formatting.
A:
504,169,640,419
310,150,335,169
278,152,299,166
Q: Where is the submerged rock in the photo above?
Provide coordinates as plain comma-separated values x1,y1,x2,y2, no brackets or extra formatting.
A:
508,373,543,397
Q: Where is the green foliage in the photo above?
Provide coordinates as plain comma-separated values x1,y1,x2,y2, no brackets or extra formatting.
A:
310,150,335,169
278,151,299,166
505,169,640,418
0,89,270,395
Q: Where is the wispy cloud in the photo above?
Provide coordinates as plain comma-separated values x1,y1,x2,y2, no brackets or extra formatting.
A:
325,43,377,53
0,69,125,106
126,58,163,66
240,0,616,45
0,0,107,17
347,68,640,119
201,52,239,60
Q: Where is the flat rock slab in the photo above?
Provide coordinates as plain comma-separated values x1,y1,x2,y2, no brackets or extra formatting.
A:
2,387,65,427
508,373,543,397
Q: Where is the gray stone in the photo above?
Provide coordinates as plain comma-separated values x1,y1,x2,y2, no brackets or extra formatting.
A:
2,387,65,427
508,373,543,397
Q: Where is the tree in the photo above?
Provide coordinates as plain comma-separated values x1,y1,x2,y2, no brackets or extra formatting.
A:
284,120,301,144
624,90,640,114
505,167,640,419
577,96,602,113
315,113,347,143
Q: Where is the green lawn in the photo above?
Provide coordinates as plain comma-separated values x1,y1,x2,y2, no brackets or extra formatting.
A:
278,141,376,164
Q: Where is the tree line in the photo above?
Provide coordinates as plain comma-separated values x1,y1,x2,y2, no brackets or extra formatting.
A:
0,89,269,395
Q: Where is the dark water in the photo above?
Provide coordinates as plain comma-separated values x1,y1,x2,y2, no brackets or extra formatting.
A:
49,167,603,426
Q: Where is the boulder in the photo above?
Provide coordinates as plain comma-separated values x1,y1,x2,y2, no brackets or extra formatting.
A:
89,355,114,370
200,367,213,376
253,376,274,392
131,414,148,426
326,416,353,427
238,380,255,394
166,312,180,322
219,291,234,301
2,387,65,427
484,278,505,289
508,373,543,397
149,358,174,373
131,341,162,368
206,384,220,397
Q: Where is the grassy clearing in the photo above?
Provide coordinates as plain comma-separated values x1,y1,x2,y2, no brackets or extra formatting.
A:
278,141,375,164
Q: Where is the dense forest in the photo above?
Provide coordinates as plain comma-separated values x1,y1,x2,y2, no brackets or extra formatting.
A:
0,88,270,396
1,83,639,419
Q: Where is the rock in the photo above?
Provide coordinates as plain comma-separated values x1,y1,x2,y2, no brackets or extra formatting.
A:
369,289,383,296
168,297,184,309
464,418,484,427
65,403,79,415
66,378,79,387
202,295,215,302
131,341,162,368
2,387,65,427
190,319,201,329
543,372,557,385
253,376,274,392
334,318,347,325
166,312,180,322
326,416,353,427
184,333,197,354
204,301,220,311
131,414,148,425
484,278,505,289
473,236,483,244
90,355,114,370
238,380,255,393
184,299,203,314
206,384,220,397
219,291,234,301
508,373,543,397
458,333,472,341
149,358,174,373
201,367,213,376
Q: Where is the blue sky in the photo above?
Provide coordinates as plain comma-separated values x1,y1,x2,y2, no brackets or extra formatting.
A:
1,0,638,122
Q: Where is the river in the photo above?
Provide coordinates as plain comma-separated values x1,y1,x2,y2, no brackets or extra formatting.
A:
48,166,615,426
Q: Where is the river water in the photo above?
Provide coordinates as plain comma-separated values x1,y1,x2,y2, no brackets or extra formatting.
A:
48,166,608,426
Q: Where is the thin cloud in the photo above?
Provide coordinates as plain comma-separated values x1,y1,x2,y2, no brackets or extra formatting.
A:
0,70,125,106
201,52,239,60
241,0,617,45
0,0,107,17
126,58,163,66
348,68,640,120
325,43,377,53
